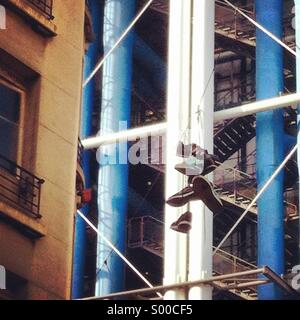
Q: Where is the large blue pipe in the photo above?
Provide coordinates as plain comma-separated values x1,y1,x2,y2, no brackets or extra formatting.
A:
255,0,285,300
96,0,135,296
134,36,167,96
72,0,103,299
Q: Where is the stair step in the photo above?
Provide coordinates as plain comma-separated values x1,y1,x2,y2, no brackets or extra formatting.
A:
221,134,238,149
215,141,232,154
224,127,242,141
240,120,256,134
220,191,230,195
241,200,251,204
240,33,252,38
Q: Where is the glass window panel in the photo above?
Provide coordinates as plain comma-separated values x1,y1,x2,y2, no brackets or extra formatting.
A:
0,82,21,168
0,83,21,123
0,117,18,160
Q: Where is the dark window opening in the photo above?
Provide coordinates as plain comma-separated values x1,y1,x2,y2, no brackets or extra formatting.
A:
0,83,21,171
26,0,54,20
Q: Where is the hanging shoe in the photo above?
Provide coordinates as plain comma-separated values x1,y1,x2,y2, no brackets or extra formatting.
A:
175,153,220,176
166,185,197,207
176,142,206,160
201,153,221,176
175,156,204,176
170,211,192,233
191,175,223,214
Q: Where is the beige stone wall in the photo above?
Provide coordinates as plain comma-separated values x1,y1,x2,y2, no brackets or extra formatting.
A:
0,0,85,299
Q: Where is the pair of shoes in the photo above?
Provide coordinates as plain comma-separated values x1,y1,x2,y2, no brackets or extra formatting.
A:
175,142,220,176
170,211,192,234
166,175,223,214
176,142,205,160
168,142,223,233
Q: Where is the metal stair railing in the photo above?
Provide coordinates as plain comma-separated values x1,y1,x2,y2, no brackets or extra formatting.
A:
215,15,256,46
213,163,297,218
128,215,259,299
128,215,256,272
213,163,258,213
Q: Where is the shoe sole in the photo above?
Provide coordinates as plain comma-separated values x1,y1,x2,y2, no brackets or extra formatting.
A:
166,189,195,207
170,221,192,233
192,176,223,214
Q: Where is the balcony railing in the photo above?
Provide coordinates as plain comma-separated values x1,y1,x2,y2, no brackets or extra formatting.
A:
26,0,54,20
0,154,44,219
78,138,83,166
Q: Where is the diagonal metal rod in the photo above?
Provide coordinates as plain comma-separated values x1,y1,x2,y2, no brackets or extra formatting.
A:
83,0,153,87
213,143,298,255
223,0,297,57
76,210,162,298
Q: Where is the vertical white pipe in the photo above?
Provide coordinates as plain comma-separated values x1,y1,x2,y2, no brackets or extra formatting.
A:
164,0,192,300
295,0,300,265
188,0,214,300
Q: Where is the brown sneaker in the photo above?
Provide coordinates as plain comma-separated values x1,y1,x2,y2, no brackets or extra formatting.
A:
166,185,197,207
191,175,223,214
170,211,192,233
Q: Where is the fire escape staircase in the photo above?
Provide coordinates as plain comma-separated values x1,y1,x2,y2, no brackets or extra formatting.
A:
128,215,258,300
214,115,256,162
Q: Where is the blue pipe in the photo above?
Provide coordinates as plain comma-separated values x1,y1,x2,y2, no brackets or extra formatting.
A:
133,36,167,96
96,0,135,296
134,67,161,105
296,0,300,263
255,0,285,300
72,0,103,299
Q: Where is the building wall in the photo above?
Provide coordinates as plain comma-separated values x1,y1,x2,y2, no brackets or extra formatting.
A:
0,0,85,299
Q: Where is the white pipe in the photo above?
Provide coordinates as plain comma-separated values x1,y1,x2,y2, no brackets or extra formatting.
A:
214,93,300,122
188,0,214,300
81,93,300,150
163,0,191,300
81,122,167,149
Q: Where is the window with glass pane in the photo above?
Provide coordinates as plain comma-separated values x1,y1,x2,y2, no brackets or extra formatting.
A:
0,83,21,168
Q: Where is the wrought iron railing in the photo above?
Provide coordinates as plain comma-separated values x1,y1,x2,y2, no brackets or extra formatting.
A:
78,138,84,166
26,0,54,20
213,163,298,218
128,215,257,274
0,154,44,218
